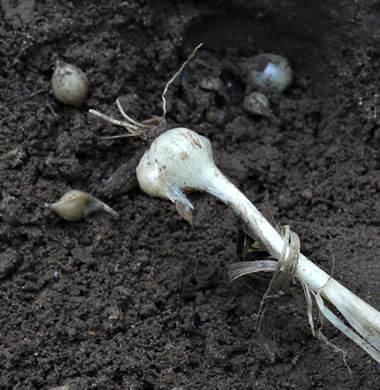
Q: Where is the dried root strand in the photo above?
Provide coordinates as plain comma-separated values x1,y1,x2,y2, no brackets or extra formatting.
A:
230,224,380,363
161,43,203,117
89,43,203,142
89,98,158,141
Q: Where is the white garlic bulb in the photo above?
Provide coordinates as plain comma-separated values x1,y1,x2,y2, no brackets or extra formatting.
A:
136,128,223,210
245,53,292,93
52,62,89,106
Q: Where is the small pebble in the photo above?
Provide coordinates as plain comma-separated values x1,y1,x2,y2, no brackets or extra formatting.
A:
200,76,223,93
0,249,19,278
140,302,158,318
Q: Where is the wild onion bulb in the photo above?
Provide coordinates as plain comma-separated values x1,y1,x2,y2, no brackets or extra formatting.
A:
136,127,380,362
49,190,118,221
52,62,89,106
244,53,292,93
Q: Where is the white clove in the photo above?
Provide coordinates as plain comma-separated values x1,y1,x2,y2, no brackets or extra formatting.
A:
49,190,118,221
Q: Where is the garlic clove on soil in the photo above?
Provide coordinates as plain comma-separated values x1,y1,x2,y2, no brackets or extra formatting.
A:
243,91,272,117
244,53,292,93
52,62,89,106
49,190,118,221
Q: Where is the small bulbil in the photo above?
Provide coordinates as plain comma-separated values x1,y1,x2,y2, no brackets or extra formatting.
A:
243,91,272,117
49,190,118,221
244,53,292,93
52,62,89,106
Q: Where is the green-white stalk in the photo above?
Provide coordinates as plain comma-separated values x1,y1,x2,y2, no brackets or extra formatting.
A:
136,127,380,362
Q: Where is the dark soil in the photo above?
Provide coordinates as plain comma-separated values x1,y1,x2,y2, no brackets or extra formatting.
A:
1,1,379,389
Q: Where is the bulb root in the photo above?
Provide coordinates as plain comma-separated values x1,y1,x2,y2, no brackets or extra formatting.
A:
89,44,203,143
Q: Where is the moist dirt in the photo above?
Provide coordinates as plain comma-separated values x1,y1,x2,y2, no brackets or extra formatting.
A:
0,1,379,389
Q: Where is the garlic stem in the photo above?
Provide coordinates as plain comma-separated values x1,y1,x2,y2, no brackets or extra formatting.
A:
205,168,380,361
205,170,331,289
